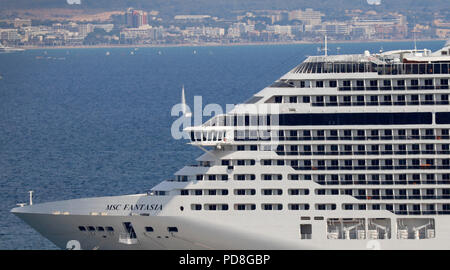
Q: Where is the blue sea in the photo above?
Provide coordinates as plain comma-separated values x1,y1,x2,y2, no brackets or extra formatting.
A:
0,40,445,249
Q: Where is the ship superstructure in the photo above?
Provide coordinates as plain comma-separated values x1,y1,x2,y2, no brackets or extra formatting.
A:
11,40,450,249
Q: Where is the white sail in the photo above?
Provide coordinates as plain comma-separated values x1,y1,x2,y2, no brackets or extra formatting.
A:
181,85,192,117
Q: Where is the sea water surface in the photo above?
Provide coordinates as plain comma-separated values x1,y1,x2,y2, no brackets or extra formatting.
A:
0,40,445,249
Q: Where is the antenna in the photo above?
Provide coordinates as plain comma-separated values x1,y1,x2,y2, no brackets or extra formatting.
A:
413,30,417,52
317,35,329,56
413,16,417,51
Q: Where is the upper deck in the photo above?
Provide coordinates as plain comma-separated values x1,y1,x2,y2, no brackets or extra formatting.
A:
282,42,450,79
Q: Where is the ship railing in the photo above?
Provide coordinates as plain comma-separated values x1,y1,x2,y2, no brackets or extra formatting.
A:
276,150,450,156
310,101,450,107
314,180,450,186
273,135,448,142
389,210,450,215
338,85,449,91
291,165,446,171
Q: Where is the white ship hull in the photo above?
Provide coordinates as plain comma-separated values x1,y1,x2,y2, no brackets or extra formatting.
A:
11,194,450,250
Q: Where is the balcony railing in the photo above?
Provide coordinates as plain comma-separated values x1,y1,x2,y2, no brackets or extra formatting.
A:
291,165,447,171
275,150,450,156
314,180,450,186
338,85,449,91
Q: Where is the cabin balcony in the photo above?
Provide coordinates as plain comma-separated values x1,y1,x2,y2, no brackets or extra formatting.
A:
185,126,234,146
118,233,139,245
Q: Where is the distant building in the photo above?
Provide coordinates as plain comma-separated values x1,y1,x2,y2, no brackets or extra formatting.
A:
269,14,282,24
174,15,211,21
227,22,255,38
436,29,450,39
0,29,21,43
126,8,148,28
78,24,94,37
94,24,114,33
120,25,162,43
204,27,225,37
1,18,31,28
323,22,350,36
288,8,324,25
266,25,292,35
350,15,407,39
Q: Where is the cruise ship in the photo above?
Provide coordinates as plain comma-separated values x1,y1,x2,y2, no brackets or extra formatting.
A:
11,40,450,250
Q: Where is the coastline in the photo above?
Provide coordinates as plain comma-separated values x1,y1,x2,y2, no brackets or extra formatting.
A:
20,38,446,50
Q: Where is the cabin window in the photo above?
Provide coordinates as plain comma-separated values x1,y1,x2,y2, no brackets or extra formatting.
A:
300,224,312,239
